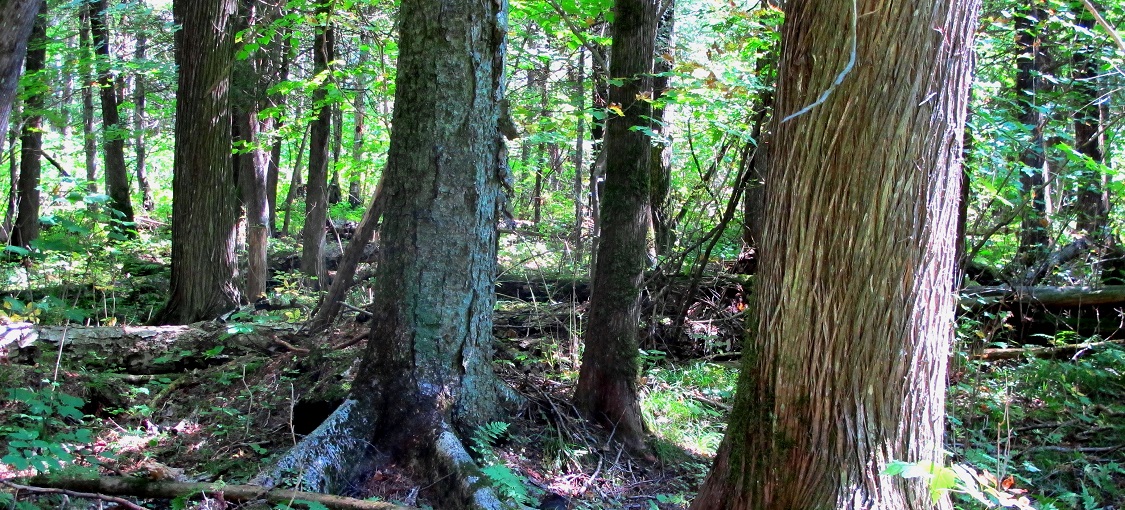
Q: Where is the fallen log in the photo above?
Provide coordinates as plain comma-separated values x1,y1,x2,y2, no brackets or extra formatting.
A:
960,285,1125,308
0,321,301,373
14,477,412,510
973,339,1125,361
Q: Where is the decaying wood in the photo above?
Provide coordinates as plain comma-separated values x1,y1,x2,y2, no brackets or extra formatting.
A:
973,339,1125,361
17,476,412,510
0,320,301,373
961,285,1125,308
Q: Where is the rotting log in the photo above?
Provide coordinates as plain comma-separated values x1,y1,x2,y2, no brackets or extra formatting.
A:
16,476,412,510
961,285,1125,308
973,339,1124,361
0,321,300,373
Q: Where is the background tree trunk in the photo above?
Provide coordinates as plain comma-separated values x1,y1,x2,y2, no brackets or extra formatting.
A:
0,0,43,139
691,0,980,508
573,0,658,455
300,3,334,288
132,19,154,212
80,2,99,205
91,0,137,234
1072,2,1109,242
154,0,240,325
12,9,46,248
1016,3,1050,262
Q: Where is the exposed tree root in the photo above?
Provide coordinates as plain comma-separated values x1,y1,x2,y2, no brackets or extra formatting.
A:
11,476,411,510
258,400,522,510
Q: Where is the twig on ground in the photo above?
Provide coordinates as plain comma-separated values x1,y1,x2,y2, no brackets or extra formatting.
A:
2,480,147,510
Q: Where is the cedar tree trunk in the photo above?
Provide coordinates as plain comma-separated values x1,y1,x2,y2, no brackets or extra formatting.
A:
154,0,241,325
300,2,333,288
690,0,980,508
91,0,136,234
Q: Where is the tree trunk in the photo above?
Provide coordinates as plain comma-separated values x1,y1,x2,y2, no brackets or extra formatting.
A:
80,1,99,204
0,0,42,139
233,0,282,302
91,0,136,235
12,9,46,248
263,0,519,504
1015,4,1049,262
348,35,369,208
300,4,333,288
133,21,154,212
266,32,292,234
280,122,307,237
1072,3,1109,242
572,47,585,264
153,0,240,325
573,0,658,455
690,0,980,508
649,0,674,256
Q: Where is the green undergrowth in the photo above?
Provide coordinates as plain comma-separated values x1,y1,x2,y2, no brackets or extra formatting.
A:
947,341,1125,509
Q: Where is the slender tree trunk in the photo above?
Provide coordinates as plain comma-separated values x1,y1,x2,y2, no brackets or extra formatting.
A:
12,9,46,248
1016,3,1049,262
266,32,292,235
4,112,20,241
690,0,980,508
154,0,240,325
1072,2,1108,242
649,0,674,256
572,47,586,264
573,0,658,455
300,3,334,288
328,104,342,205
348,35,369,208
0,0,43,139
91,0,136,234
133,22,154,212
280,122,307,237
80,2,99,204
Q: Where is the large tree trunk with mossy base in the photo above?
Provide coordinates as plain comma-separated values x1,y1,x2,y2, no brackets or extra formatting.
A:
572,0,658,456
153,0,241,325
689,0,980,508
259,0,520,506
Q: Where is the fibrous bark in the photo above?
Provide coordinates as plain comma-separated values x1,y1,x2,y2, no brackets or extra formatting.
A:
90,0,136,234
300,2,334,288
154,0,241,325
691,0,980,508
12,8,46,248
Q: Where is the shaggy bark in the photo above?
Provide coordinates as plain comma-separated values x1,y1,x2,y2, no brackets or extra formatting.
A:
153,0,241,325
300,2,334,288
690,0,980,508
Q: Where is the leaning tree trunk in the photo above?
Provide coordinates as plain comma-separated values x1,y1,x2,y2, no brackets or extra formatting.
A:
91,0,136,235
0,0,43,139
690,0,981,509
300,3,333,289
261,0,519,505
12,9,46,249
153,0,241,325
573,0,658,455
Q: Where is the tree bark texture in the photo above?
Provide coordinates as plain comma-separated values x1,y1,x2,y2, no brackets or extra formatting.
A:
1016,4,1049,260
573,0,658,455
300,3,334,288
80,1,99,202
690,1,980,509
12,9,46,248
91,0,136,233
155,0,241,325
276,0,520,502
0,0,42,139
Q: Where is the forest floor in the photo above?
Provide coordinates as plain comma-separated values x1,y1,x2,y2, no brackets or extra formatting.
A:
3,260,1125,509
